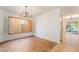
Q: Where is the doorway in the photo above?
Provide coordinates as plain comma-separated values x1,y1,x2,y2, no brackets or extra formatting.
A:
61,16,79,48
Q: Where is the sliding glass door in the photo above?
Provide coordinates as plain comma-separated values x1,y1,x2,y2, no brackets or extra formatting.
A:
62,17,79,47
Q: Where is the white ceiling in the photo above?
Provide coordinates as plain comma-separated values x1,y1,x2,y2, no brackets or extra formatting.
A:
0,6,25,13
1,6,79,17
61,6,79,16
27,6,59,16
0,6,59,17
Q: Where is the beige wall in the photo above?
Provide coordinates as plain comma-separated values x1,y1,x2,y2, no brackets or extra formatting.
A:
0,8,33,42
34,8,61,43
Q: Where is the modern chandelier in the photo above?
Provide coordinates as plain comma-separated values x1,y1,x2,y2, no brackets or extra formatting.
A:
20,6,32,18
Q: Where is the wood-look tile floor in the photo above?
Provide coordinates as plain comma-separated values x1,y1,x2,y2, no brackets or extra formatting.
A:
0,36,57,52
52,42,79,52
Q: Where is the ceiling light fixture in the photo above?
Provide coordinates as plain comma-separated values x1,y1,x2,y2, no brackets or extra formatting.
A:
24,6,32,18
20,6,32,18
